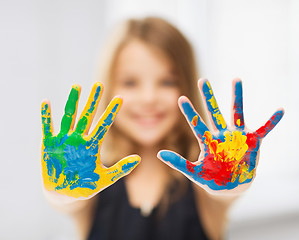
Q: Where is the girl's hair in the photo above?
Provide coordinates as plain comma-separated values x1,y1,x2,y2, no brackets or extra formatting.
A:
96,17,207,208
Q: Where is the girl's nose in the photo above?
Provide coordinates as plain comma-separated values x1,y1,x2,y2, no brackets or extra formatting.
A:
139,84,157,105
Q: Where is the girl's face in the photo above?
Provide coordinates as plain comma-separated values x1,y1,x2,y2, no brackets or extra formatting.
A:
111,40,181,147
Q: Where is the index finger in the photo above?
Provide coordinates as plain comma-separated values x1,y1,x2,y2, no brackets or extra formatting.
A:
199,79,227,132
179,96,210,139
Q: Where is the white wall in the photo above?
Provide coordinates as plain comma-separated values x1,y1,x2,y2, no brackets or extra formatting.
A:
0,0,298,239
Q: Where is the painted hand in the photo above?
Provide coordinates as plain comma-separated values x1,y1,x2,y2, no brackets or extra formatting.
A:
158,79,284,194
41,82,140,199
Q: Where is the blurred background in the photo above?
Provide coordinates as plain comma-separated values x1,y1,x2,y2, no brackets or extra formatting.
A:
0,0,298,239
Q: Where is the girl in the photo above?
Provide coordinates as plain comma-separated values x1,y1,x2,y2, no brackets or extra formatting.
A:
41,17,283,240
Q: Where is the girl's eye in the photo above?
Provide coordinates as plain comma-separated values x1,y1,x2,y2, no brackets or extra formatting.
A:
160,78,178,87
122,78,137,87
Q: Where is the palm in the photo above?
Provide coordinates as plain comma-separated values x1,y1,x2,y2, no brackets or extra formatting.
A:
41,82,140,199
43,129,101,192
158,79,283,194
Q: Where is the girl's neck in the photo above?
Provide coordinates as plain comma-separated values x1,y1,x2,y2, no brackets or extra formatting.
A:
133,145,166,173
114,132,168,179
125,144,170,212
126,143,170,183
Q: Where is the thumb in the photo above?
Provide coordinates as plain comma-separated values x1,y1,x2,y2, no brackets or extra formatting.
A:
158,150,189,173
107,155,141,183
158,150,201,181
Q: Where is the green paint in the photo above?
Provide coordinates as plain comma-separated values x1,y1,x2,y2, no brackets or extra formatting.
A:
65,132,87,149
76,116,88,134
60,87,80,134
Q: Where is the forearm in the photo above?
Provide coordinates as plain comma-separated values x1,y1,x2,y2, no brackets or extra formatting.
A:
194,185,238,240
43,188,91,214
43,188,97,239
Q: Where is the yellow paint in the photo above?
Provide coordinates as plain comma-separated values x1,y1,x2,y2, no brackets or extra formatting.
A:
212,112,227,129
206,81,213,94
236,119,241,127
77,82,102,134
208,96,218,109
206,90,227,129
238,164,255,183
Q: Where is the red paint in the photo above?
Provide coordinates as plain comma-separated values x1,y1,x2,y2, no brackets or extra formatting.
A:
234,113,243,127
199,131,255,186
246,132,258,149
186,161,196,174
198,130,258,186
256,118,273,138
199,132,235,186
200,152,235,186
210,141,218,154
256,111,283,138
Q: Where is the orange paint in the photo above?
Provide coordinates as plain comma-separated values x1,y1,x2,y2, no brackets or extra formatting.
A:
191,115,198,126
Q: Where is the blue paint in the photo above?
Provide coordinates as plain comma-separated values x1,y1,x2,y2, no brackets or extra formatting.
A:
109,160,139,182
89,108,117,146
88,85,101,113
63,143,99,190
111,103,119,113
121,160,140,172
111,172,122,182
43,133,101,190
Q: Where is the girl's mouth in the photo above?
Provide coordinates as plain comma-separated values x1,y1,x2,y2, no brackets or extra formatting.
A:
133,113,165,127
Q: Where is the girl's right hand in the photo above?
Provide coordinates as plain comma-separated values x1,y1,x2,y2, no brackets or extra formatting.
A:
41,82,140,200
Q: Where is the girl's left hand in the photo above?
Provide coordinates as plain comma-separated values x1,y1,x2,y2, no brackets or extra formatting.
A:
158,78,284,195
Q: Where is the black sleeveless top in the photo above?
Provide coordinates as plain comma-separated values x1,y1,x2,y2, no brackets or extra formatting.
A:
88,179,209,240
